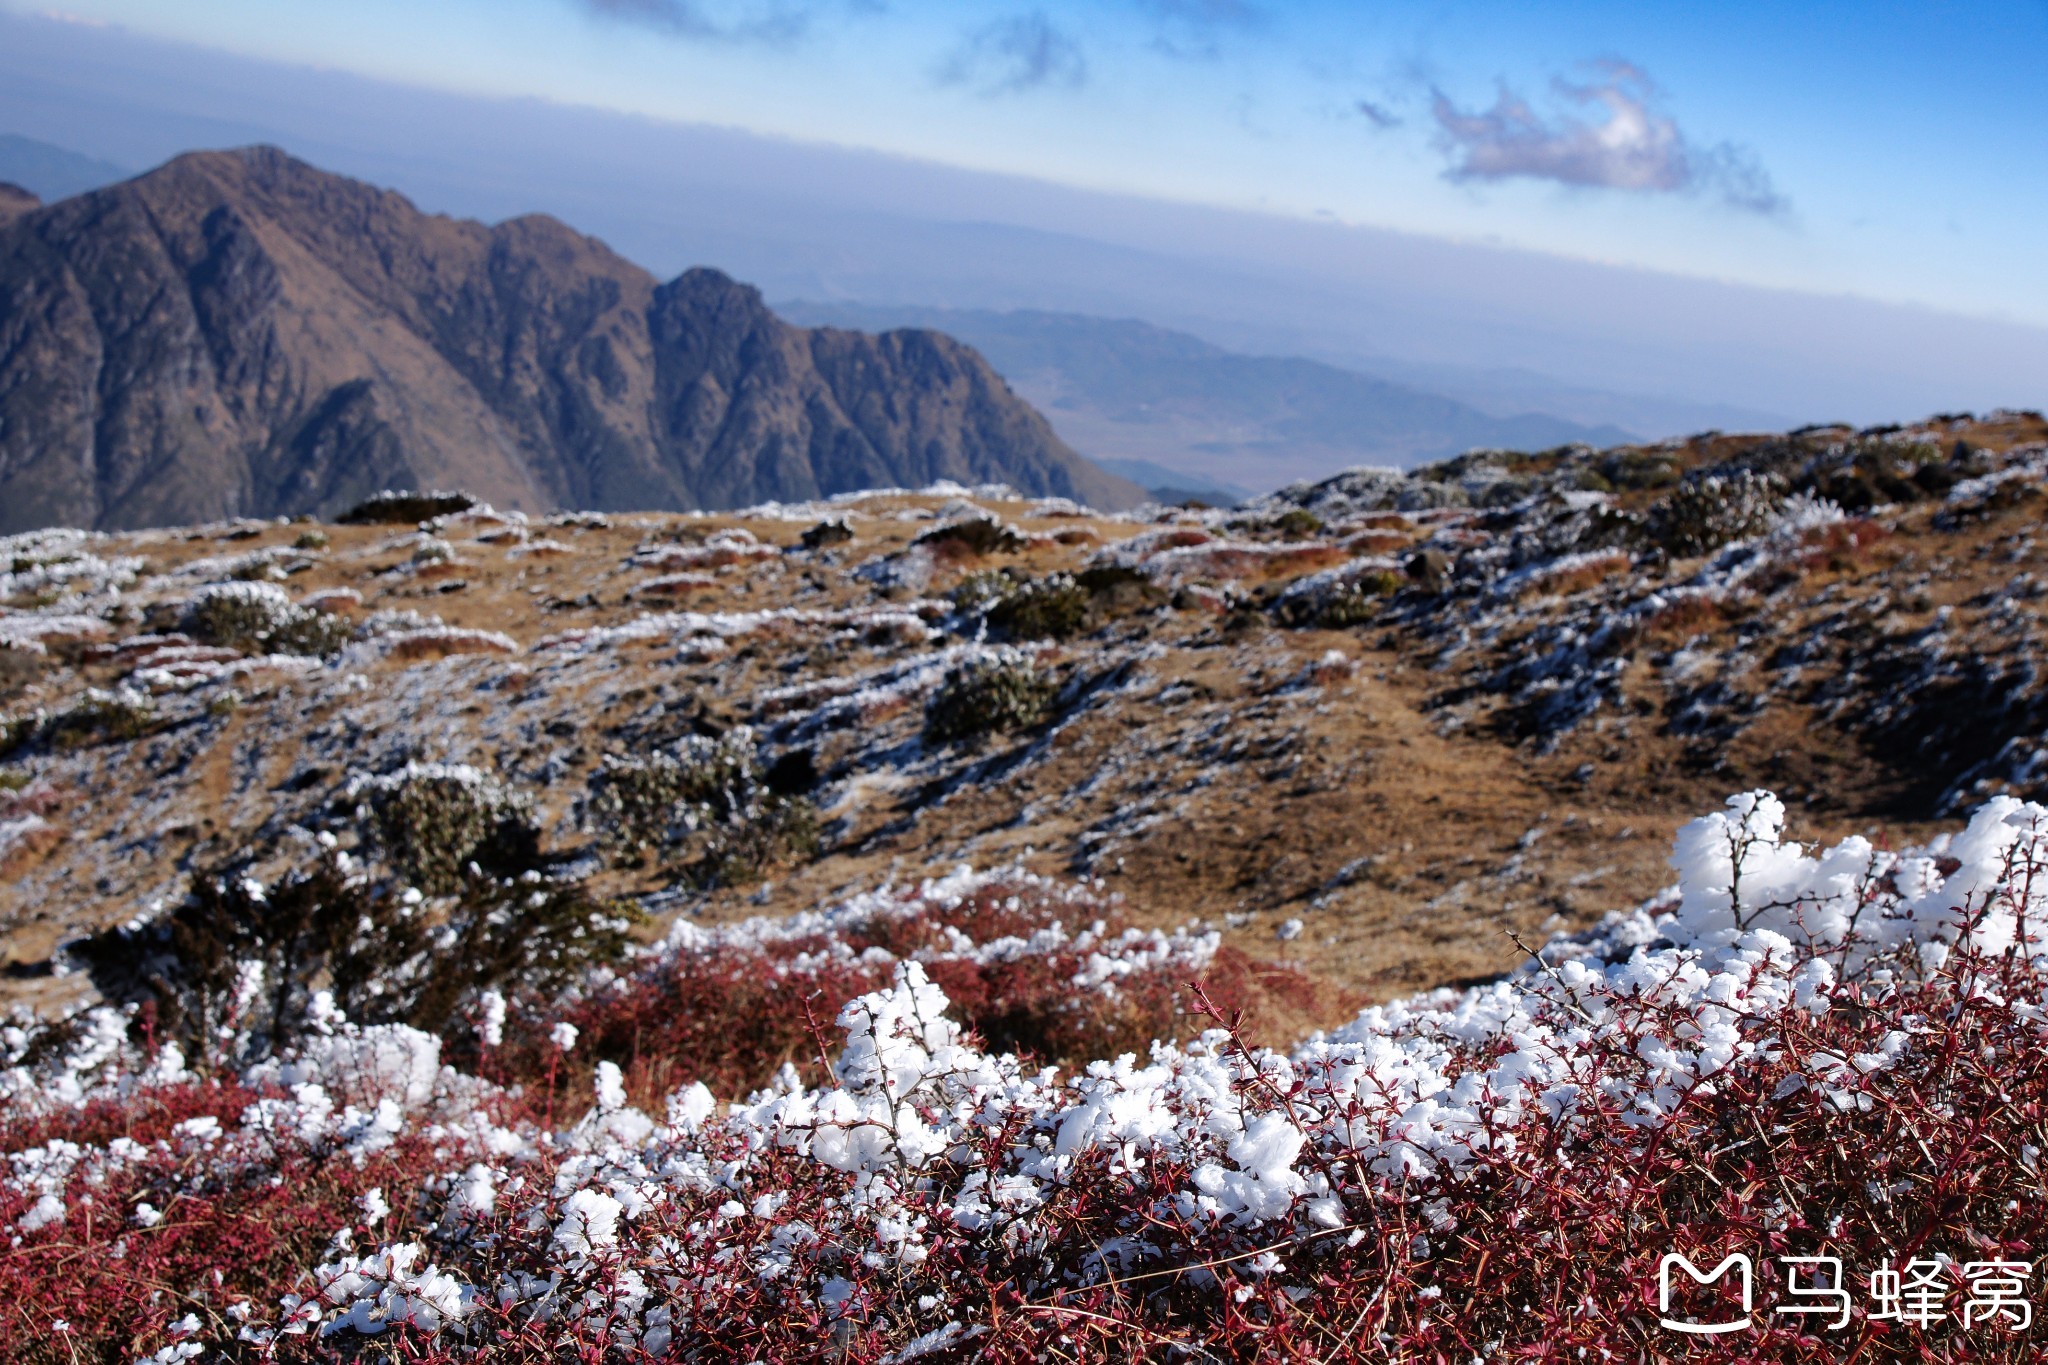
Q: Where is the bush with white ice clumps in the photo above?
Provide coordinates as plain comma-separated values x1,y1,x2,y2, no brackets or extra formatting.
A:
1655,788,2048,972
15,791,2048,1362
267,790,2048,1361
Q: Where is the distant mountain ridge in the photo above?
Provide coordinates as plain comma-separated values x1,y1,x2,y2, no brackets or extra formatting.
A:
777,302,1637,490
0,147,1140,533
0,133,128,203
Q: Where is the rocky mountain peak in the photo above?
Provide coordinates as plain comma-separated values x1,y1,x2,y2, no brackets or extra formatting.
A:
0,147,1141,533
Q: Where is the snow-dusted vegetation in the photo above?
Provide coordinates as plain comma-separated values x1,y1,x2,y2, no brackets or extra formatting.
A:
7,795,2048,1360
5,413,2048,1359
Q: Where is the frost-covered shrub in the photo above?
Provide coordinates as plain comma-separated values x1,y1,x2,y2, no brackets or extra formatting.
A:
31,792,2048,1362
585,752,697,861
1271,563,1403,628
1598,445,1684,489
411,536,456,567
947,567,1014,613
985,572,1091,640
78,854,430,1060
1317,569,1403,626
0,711,37,759
499,868,1279,1102
0,1011,513,1365
80,851,640,1063
348,763,540,895
693,795,820,889
41,686,159,749
270,793,2048,1363
584,732,819,887
1270,507,1323,538
182,581,352,657
923,652,1057,745
1648,470,1785,556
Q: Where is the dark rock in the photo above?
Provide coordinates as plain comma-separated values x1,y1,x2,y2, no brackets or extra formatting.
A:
800,518,855,550
339,490,478,525
764,747,819,796
1406,549,1451,584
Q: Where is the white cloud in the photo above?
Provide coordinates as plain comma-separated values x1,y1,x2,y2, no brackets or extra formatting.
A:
1432,61,1786,215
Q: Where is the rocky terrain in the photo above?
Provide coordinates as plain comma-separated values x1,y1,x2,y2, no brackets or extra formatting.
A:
0,147,1140,535
6,409,2048,1361
3,407,2043,1017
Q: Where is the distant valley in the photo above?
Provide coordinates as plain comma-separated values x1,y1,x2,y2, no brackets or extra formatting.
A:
0,131,127,203
779,302,1636,494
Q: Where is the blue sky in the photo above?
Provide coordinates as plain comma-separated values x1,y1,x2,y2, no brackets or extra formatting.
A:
17,0,2048,327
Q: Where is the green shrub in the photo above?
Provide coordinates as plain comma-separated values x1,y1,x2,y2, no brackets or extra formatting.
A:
1076,564,1164,617
1271,508,1324,539
0,713,32,759
1271,567,1403,629
1598,448,1684,490
948,569,1016,614
924,654,1058,746
586,742,742,863
1316,570,1403,627
184,583,292,648
694,795,822,889
348,763,540,894
293,529,330,550
958,568,1159,641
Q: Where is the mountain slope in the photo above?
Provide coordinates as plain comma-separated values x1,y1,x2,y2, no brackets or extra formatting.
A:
777,302,1636,490
0,147,1140,533
0,183,36,224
